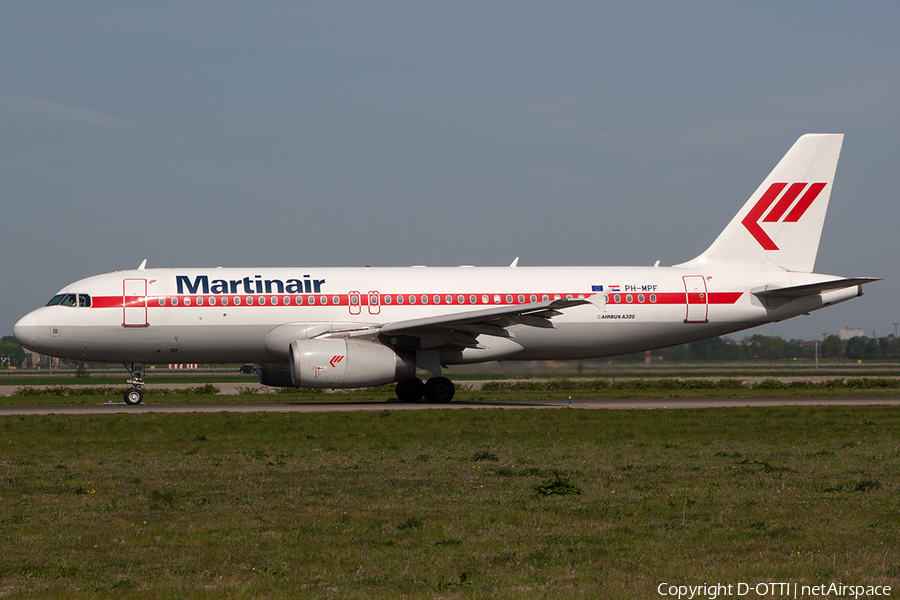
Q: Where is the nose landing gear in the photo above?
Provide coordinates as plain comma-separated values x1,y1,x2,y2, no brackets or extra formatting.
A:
124,363,145,405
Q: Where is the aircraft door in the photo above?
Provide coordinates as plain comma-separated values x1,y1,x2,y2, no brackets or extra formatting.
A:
683,275,708,323
123,278,149,327
349,291,361,315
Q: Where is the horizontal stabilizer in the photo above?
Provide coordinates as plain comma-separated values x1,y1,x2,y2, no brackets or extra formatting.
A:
753,277,881,299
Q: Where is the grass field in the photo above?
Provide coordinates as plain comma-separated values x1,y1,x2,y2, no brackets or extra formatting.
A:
2,402,899,598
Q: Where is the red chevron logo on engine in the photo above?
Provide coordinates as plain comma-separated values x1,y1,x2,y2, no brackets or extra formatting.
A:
741,182,826,250
329,355,344,368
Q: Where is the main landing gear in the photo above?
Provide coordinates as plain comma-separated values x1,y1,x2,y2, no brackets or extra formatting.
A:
396,376,455,403
124,363,145,405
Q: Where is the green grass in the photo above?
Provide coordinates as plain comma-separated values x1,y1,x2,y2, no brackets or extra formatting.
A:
1,406,899,598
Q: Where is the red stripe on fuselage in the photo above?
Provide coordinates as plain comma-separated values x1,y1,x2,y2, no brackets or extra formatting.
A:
605,292,741,305
88,290,743,309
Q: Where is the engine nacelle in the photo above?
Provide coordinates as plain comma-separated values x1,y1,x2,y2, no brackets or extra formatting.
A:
289,339,415,388
256,363,294,387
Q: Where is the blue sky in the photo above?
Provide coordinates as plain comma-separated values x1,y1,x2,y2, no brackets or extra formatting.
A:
2,2,898,341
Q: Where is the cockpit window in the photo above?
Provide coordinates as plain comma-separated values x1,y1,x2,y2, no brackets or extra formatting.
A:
46,293,89,307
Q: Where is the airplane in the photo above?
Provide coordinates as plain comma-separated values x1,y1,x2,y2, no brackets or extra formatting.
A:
13,133,879,405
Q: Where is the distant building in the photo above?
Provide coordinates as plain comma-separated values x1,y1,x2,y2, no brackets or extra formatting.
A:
23,348,60,369
840,328,866,341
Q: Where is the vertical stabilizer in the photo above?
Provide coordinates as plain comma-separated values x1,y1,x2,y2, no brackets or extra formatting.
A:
676,133,843,272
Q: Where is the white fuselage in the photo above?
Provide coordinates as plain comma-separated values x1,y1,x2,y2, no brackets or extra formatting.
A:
14,265,859,365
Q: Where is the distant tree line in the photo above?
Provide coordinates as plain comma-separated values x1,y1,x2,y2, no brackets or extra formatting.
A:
622,334,900,361
0,336,26,367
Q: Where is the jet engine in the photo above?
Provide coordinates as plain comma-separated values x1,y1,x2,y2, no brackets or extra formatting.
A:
289,339,415,388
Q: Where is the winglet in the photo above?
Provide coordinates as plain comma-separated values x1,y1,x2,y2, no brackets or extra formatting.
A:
138,259,147,270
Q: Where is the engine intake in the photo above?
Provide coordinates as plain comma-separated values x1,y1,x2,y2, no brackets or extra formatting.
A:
289,339,415,388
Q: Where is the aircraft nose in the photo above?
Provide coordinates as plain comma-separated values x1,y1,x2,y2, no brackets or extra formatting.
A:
13,312,38,350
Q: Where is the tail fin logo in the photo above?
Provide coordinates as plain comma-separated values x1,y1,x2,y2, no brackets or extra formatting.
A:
741,182,827,250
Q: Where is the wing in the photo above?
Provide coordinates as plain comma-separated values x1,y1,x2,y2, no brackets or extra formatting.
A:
377,297,591,348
